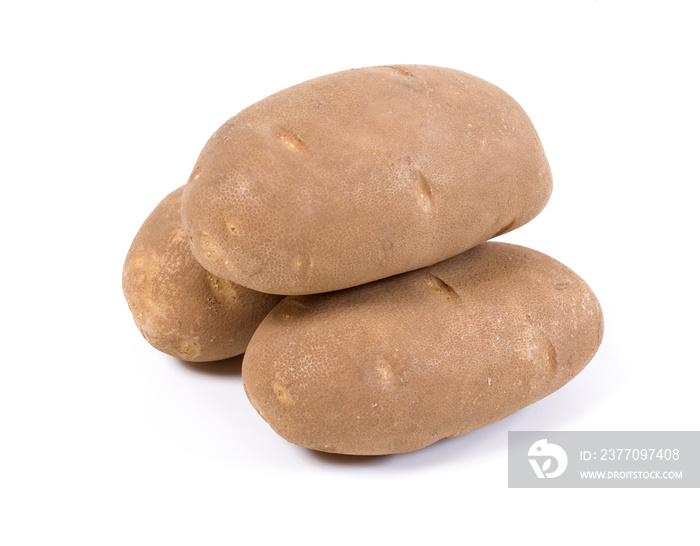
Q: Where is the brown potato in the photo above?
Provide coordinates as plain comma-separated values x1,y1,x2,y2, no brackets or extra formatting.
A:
182,65,552,295
122,187,283,362
242,242,603,455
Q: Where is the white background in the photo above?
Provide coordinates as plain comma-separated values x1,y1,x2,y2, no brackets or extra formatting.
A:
2,1,698,543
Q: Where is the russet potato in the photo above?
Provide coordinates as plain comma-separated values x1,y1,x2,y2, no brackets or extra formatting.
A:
242,242,603,455
182,65,552,295
122,187,283,362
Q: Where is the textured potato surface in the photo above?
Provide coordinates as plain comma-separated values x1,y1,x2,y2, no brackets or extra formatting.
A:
182,65,552,295
242,242,603,455
122,187,283,362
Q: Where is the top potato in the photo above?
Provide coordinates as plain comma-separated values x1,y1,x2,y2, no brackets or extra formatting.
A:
182,65,552,294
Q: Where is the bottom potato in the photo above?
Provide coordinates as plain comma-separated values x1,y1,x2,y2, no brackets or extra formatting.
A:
243,242,604,455
122,187,283,362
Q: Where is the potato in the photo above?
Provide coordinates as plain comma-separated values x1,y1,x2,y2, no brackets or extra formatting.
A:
182,65,552,295
242,242,603,455
122,187,283,362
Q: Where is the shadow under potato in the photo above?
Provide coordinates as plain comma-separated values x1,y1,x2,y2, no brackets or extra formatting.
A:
176,353,244,376
309,449,388,467
304,420,506,467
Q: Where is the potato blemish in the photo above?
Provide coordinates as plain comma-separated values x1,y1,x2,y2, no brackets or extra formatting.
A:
494,218,517,237
545,338,558,368
272,381,293,405
225,220,237,234
207,273,238,306
381,65,428,92
377,359,392,381
382,65,417,79
278,128,306,152
413,170,434,212
200,233,217,258
291,253,310,273
178,337,201,360
376,356,405,384
425,273,460,303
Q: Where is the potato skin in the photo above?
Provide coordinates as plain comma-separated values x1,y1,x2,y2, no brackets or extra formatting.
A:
242,242,603,455
182,65,552,295
122,187,283,362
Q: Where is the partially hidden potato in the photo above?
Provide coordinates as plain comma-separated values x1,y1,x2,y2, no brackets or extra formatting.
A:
243,242,603,455
182,64,552,295
122,187,283,362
